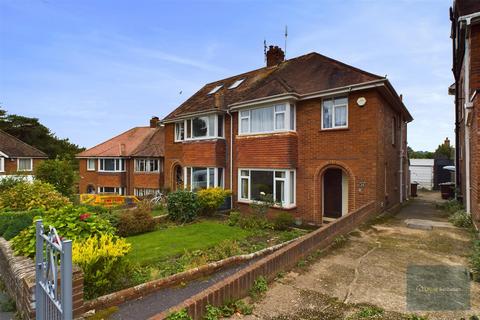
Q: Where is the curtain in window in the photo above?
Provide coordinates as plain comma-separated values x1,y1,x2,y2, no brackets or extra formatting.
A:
251,107,274,132
334,105,347,127
323,100,333,128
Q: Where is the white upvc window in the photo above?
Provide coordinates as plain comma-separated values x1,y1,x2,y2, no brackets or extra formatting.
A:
184,167,224,191
238,103,295,135
87,159,96,171
135,159,161,172
174,114,224,142
98,158,125,172
98,186,125,195
322,96,348,129
17,158,33,171
134,188,161,197
0,157,4,172
238,168,296,207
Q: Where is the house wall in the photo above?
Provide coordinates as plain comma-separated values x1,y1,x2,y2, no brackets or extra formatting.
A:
164,87,406,225
78,158,163,195
470,24,480,227
0,158,44,175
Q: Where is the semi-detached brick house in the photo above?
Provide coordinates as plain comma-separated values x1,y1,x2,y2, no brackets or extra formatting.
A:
0,129,48,178
76,117,164,197
162,47,413,225
450,0,480,228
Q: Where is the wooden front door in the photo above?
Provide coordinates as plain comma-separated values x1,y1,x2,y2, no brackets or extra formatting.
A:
323,168,343,218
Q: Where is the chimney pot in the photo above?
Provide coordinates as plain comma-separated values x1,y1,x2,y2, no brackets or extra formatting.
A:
150,116,160,128
266,45,285,67
444,137,450,147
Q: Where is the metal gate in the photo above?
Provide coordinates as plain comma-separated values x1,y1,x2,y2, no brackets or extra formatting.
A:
35,220,73,320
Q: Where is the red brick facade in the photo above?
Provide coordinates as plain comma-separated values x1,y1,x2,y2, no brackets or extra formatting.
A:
451,3,480,228
78,158,164,196
1,158,44,175
164,88,409,225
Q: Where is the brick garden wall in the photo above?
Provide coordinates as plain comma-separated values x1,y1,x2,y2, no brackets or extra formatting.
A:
0,238,84,319
153,201,377,320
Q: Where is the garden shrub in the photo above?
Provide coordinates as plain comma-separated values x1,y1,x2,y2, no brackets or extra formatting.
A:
0,210,41,240
273,212,294,231
0,180,71,211
167,190,199,223
250,193,276,217
72,233,131,299
471,239,480,282
448,210,473,228
249,276,268,301
35,158,77,197
197,188,231,216
116,207,156,237
11,206,115,257
0,175,26,193
238,215,273,230
228,211,241,226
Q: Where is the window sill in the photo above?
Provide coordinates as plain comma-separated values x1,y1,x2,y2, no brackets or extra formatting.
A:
134,171,161,174
237,199,296,210
175,138,225,143
319,127,349,132
237,131,296,138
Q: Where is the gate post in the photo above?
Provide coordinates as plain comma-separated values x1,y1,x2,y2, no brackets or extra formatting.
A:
35,220,44,320
61,240,73,320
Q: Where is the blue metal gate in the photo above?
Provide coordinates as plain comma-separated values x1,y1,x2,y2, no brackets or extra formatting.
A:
35,220,73,320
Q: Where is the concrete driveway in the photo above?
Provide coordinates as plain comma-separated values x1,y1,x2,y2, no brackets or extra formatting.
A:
241,192,479,320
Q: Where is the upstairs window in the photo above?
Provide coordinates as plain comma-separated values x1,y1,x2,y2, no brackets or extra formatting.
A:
18,158,33,171
228,79,244,89
239,103,295,135
87,159,96,171
135,159,161,172
98,158,125,172
322,96,348,129
174,114,224,141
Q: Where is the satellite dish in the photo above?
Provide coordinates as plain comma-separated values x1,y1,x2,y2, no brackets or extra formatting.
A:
357,97,367,107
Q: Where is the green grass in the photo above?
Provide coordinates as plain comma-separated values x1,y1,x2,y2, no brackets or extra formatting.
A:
126,221,252,265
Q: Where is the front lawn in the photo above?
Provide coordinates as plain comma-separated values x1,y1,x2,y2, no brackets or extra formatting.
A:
126,221,252,265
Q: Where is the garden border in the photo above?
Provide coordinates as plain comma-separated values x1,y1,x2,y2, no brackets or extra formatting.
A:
83,237,297,313
151,201,378,319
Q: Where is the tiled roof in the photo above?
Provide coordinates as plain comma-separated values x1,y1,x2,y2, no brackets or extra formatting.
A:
454,0,480,16
76,126,164,158
163,52,386,121
0,130,48,158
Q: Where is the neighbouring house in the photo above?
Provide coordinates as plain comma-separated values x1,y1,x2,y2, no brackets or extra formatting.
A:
450,0,480,228
410,159,434,190
0,129,48,180
76,117,164,197
162,46,412,225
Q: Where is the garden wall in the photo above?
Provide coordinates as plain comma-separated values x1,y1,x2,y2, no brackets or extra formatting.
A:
152,201,378,319
0,238,84,319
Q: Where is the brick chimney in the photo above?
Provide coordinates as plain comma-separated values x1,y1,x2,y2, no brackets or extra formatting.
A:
150,116,160,128
444,137,450,147
266,45,285,67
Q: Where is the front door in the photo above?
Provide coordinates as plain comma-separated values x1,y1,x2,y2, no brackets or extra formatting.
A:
323,168,343,218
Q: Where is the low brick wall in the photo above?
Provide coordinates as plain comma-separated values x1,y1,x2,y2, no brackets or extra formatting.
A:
0,238,84,319
152,201,377,320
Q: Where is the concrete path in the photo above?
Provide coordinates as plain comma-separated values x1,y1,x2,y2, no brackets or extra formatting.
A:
108,258,259,320
240,192,480,320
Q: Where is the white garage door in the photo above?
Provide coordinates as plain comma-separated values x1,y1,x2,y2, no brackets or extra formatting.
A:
410,166,433,190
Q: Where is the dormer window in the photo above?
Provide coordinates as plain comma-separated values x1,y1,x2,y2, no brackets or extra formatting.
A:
228,79,244,89
208,85,223,95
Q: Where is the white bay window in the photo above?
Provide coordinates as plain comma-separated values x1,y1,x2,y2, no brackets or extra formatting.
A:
239,103,295,135
322,96,348,129
175,114,224,142
238,168,295,207
184,167,224,191
135,159,161,172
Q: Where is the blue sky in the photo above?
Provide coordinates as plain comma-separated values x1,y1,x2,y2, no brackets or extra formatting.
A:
0,0,454,151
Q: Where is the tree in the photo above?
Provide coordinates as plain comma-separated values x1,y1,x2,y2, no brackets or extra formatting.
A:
407,147,434,159
35,158,77,197
434,143,454,160
0,108,84,160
